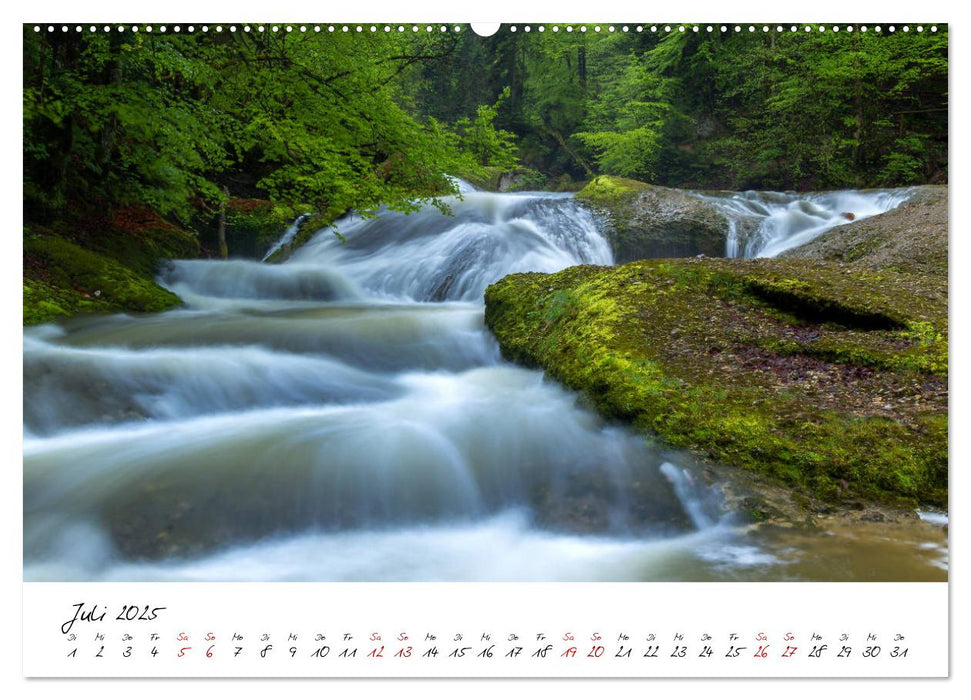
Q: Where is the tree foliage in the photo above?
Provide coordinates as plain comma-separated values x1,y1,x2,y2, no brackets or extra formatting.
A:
24,24,948,236
410,25,947,190
23,27,518,227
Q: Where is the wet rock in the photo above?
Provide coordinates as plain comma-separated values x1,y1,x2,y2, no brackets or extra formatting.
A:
782,185,947,276
485,257,947,510
576,176,730,262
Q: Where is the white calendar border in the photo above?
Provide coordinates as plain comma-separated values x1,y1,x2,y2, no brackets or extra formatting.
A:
4,0,964,695
22,582,949,678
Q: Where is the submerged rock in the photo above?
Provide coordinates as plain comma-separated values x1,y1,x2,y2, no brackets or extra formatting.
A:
485,257,947,509
576,175,730,261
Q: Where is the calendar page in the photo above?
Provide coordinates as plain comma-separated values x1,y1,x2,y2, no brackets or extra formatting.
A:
16,1,954,689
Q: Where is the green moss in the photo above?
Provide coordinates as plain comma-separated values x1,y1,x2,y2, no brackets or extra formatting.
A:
485,257,947,508
576,175,650,208
24,234,182,324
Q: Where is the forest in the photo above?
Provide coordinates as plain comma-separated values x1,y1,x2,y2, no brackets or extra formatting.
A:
24,24,948,240
23,24,950,583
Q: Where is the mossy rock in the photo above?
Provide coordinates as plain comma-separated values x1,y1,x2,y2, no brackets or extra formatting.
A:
576,175,730,262
484,257,947,509
23,235,182,324
23,206,199,325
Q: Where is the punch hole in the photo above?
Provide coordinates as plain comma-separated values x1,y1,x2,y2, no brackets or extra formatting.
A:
470,23,500,37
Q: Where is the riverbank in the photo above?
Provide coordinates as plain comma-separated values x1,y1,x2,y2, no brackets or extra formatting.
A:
23,207,199,325
22,199,318,325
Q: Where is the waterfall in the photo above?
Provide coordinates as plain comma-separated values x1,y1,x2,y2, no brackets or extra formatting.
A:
700,188,913,258
286,190,613,301
261,212,313,261
24,186,741,583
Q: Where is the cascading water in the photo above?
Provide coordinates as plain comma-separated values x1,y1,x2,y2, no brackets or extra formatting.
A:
23,183,945,582
701,188,913,258
261,212,313,262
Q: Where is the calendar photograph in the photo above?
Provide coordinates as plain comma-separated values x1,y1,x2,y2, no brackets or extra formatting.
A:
22,21,948,589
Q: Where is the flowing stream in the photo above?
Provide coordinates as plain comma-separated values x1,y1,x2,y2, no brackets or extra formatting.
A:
701,188,914,258
23,185,945,581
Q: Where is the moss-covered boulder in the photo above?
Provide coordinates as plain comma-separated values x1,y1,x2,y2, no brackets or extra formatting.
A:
576,175,730,262
484,258,947,509
782,185,948,276
23,206,199,325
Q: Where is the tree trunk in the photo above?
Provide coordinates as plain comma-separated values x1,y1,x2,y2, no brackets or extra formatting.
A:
549,129,594,177
218,187,229,259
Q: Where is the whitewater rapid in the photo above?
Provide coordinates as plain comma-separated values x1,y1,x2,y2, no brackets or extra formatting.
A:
701,188,913,258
